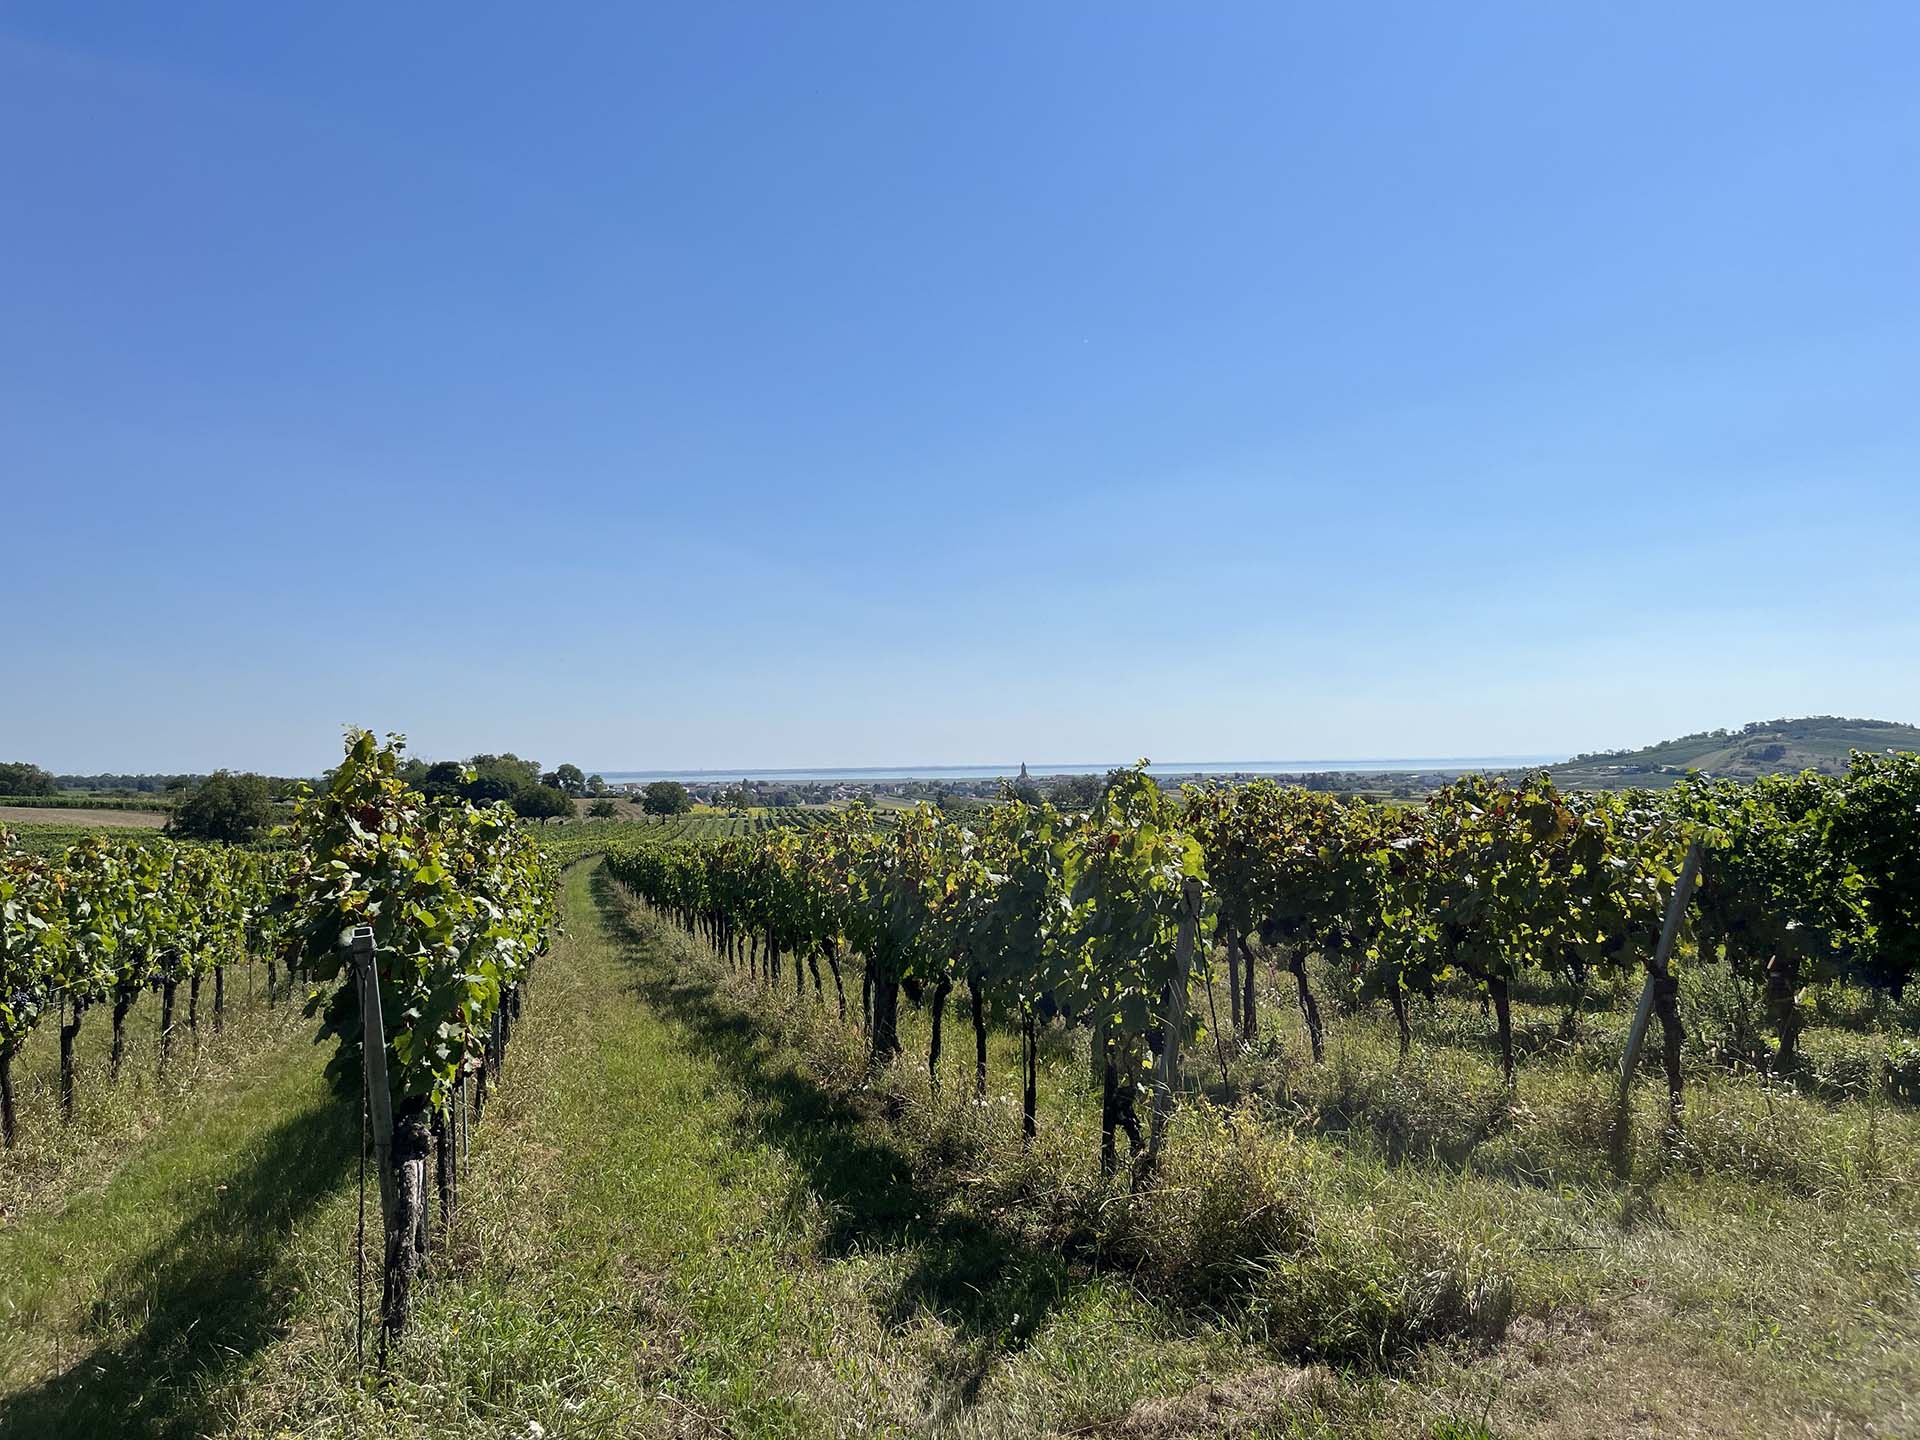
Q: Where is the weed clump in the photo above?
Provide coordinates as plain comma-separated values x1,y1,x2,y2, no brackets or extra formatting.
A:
1254,1206,1516,1365
1111,1104,1315,1307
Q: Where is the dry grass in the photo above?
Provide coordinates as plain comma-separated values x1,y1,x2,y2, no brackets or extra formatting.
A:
0,806,169,828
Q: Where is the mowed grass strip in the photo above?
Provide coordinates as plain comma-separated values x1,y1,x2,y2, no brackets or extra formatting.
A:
227,859,924,1437
230,859,1242,1439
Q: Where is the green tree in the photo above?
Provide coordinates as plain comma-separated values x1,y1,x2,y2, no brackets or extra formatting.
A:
643,780,693,816
544,764,587,795
588,798,618,819
467,754,541,801
512,784,575,823
418,760,468,799
0,762,58,796
1048,774,1101,809
170,771,274,844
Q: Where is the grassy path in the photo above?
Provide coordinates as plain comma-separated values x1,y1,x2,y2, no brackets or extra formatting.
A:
220,858,1223,1438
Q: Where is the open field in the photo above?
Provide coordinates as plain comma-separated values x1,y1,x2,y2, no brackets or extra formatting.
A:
0,806,170,830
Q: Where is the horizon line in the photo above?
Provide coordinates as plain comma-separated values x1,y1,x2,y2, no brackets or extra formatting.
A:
592,754,1570,778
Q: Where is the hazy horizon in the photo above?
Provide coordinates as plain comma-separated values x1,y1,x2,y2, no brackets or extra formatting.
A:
591,754,1571,785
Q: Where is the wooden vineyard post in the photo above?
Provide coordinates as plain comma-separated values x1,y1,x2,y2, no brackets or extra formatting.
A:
1147,878,1203,1172
352,923,432,1339
352,926,396,1226
1615,840,1703,1155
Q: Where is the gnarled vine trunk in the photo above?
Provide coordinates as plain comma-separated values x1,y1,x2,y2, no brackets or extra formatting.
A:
110,992,133,1080
825,947,847,1020
928,976,952,1089
1767,952,1800,1072
1099,1036,1145,1177
60,1001,84,1118
1652,970,1685,1124
188,973,201,1035
870,974,901,1064
1,1044,16,1147
1223,920,1242,1035
1100,1036,1118,1176
382,1105,433,1337
1489,976,1514,1086
1289,950,1324,1062
1236,934,1260,1043
159,980,178,1068
969,973,988,1098
1557,963,1588,1044
214,965,225,1033
1390,985,1411,1057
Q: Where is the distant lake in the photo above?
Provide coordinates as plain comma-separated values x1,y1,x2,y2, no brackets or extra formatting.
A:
596,756,1567,784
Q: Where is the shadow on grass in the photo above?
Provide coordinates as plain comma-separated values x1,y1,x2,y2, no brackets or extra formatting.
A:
0,1094,357,1440
591,869,1078,1402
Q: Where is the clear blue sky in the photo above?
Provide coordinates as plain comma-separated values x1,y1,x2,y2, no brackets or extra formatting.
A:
6,3,1917,775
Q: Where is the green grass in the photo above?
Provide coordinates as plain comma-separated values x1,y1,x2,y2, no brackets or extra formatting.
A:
0,961,311,1226
4,861,1916,1438
0,994,351,1434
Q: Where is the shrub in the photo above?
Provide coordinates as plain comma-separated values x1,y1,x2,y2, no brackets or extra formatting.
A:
169,770,273,844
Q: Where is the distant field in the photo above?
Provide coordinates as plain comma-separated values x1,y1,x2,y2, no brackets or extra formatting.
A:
0,805,169,830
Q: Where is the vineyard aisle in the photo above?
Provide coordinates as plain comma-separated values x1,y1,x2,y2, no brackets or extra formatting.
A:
220,857,1234,1438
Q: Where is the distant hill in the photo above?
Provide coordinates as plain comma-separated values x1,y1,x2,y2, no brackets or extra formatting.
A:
1546,716,1920,790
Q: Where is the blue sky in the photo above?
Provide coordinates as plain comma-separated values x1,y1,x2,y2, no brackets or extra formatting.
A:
6,3,1917,774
